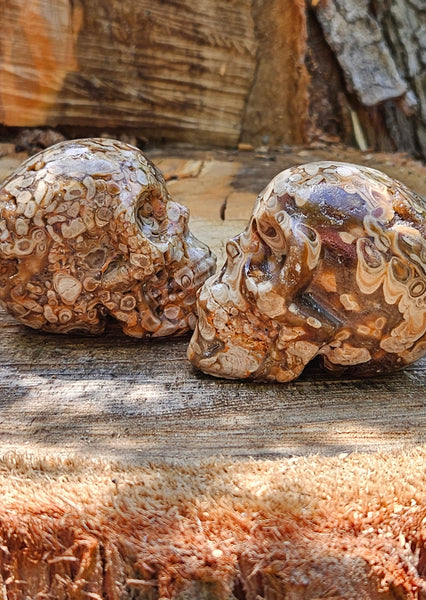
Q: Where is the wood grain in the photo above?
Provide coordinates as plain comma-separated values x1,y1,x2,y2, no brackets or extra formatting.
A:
0,0,310,148
240,0,309,146
0,146,425,464
0,0,80,125
1,0,425,158
0,0,257,146
0,307,425,463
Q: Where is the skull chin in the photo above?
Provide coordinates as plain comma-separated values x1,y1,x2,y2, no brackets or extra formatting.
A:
187,279,267,379
187,273,323,382
187,215,328,381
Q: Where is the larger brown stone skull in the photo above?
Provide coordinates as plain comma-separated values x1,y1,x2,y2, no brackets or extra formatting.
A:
0,138,216,337
188,161,426,381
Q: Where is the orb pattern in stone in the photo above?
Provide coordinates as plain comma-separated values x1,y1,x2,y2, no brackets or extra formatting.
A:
0,138,216,337
188,161,426,381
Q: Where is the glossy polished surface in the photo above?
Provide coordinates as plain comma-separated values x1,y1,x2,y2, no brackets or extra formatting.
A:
0,138,216,337
189,161,426,381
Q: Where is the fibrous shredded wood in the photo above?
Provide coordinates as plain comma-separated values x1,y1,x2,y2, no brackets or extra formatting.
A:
0,448,426,599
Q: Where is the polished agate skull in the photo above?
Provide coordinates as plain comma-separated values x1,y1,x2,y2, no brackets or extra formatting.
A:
188,161,426,381
0,138,216,336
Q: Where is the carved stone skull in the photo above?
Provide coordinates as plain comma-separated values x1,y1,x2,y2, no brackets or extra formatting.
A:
0,138,216,337
188,161,426,381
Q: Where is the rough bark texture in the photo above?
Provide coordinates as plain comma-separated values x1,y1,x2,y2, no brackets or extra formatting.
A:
312,0,426,158
373,0,426,157
314,0,407,105
305,8,354,146
0,0,425,158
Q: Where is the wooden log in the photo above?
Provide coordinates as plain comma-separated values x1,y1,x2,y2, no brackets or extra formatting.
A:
0,0,258,147
0,0,425,159
0,0,310,148
240,0,310,146
1,449,426,598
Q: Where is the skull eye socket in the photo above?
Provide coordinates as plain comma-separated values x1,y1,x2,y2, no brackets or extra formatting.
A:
135,191,169,242
136,213,160,237
255,216,288,256
258,220,278,239
138,199,153,218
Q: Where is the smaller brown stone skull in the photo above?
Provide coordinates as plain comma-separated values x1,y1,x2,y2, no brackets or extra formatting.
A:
0,138,216,337
188,161,426,381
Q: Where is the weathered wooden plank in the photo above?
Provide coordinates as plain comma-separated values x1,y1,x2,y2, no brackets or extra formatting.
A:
0,307,425,463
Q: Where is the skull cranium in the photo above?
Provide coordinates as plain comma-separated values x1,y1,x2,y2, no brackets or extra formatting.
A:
188,161,426,381
0,138,216,337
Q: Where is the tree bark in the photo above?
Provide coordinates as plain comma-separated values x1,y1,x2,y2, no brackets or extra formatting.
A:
312,0,426,158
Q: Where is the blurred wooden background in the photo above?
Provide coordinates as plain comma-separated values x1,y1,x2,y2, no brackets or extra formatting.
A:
0,0,425,159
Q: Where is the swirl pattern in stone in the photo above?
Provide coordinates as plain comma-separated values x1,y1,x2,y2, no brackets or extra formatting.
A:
0,138,216,337
188,161,426,381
